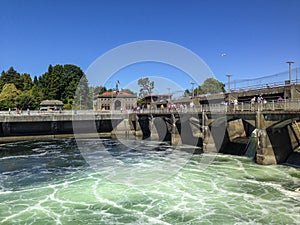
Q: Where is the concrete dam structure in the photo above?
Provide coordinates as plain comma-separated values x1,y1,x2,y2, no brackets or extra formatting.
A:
129,109,300,167
1,103,300,167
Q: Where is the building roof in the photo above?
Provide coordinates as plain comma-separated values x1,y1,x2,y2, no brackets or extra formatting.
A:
40,100,64,106
98,91,136,98
144,94,172,98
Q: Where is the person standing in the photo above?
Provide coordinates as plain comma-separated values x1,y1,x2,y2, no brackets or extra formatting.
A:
233,98,238,111
257,95,263,104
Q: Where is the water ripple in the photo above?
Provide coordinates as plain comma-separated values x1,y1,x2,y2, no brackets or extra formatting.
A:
0,139,299,224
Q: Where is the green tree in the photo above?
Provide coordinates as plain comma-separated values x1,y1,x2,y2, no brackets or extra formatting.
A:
0,67,22,91
198,78,225,94
61,64,85,102
138,78,154,98
15,90,37,110
20,73,33,91
30,84,44,108
37,64,86,106
0,64,88,109
73,74,90,109
0,83,21,110
33,76,38,85
63,98,74,110
137,98,146,107
41,64,63,100
96,86,107,95
184,89,190,97
121,88,136,95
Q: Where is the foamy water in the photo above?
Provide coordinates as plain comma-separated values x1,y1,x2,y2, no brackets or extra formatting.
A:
0,139,299,224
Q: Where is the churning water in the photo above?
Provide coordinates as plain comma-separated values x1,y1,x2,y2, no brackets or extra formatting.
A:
0,139,299,224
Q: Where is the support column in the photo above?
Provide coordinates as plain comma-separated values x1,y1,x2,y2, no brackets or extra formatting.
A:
51,121,57,134
202,111,206,140
129,113,143,137
151,117,163,141
255,111,277,165
202,112,218,153
171,114,181,146
2,122,11,136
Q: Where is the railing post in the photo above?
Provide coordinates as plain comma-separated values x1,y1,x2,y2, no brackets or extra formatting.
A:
241,102,244,111
202,110,205,140
284,99,287,111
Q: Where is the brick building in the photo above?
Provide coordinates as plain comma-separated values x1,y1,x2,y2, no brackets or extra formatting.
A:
96,91,137,111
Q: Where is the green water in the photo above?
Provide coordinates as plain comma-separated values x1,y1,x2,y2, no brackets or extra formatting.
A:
0,139,299,224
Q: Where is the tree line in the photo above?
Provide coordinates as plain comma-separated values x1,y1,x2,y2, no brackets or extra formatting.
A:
0,64,226,111
0,64,89,110
137,77,225,99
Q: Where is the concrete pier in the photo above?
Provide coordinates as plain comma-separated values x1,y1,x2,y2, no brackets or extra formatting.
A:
130,110,300,166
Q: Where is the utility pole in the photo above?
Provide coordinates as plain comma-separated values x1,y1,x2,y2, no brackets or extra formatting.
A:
286,61,294,84
226,74,232,92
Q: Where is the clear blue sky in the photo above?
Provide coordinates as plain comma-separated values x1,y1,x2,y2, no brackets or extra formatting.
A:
1,0,300,93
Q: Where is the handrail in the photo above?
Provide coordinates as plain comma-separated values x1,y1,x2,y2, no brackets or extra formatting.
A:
137,99,300,113
1,99,300,116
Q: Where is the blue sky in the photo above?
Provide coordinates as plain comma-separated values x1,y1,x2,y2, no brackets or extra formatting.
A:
1,0,300,94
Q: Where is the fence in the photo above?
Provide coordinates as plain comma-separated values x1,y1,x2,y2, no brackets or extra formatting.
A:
1,99,300,116
201,99,300,112
225,67,300,92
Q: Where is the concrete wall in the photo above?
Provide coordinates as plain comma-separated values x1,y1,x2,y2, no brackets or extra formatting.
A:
0,120,119,137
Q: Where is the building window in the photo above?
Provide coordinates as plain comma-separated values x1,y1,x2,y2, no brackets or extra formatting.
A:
101,104,110,110
114,100,121,110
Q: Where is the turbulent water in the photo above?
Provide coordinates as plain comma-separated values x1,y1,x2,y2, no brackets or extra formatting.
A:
0,138,299,225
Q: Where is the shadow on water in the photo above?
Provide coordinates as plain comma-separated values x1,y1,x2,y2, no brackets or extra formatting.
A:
0,139,88,191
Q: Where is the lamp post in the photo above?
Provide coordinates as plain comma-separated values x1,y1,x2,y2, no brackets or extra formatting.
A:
190,82,195,98
167,87,171,102
79,95,82,110
286,61,294,84
226,74,232,93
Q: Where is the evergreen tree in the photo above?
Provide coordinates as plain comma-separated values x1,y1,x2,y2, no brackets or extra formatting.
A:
20,73,33,91
0,67,22,90
61,64,84,103
0,64,88,109
33,76,38,85
29,85,43,109
39,64,63,100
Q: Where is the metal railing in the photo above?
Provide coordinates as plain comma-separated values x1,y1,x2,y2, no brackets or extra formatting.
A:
225,67,300,92
1,100,300,116
201,99,300,112
136,99,300,114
